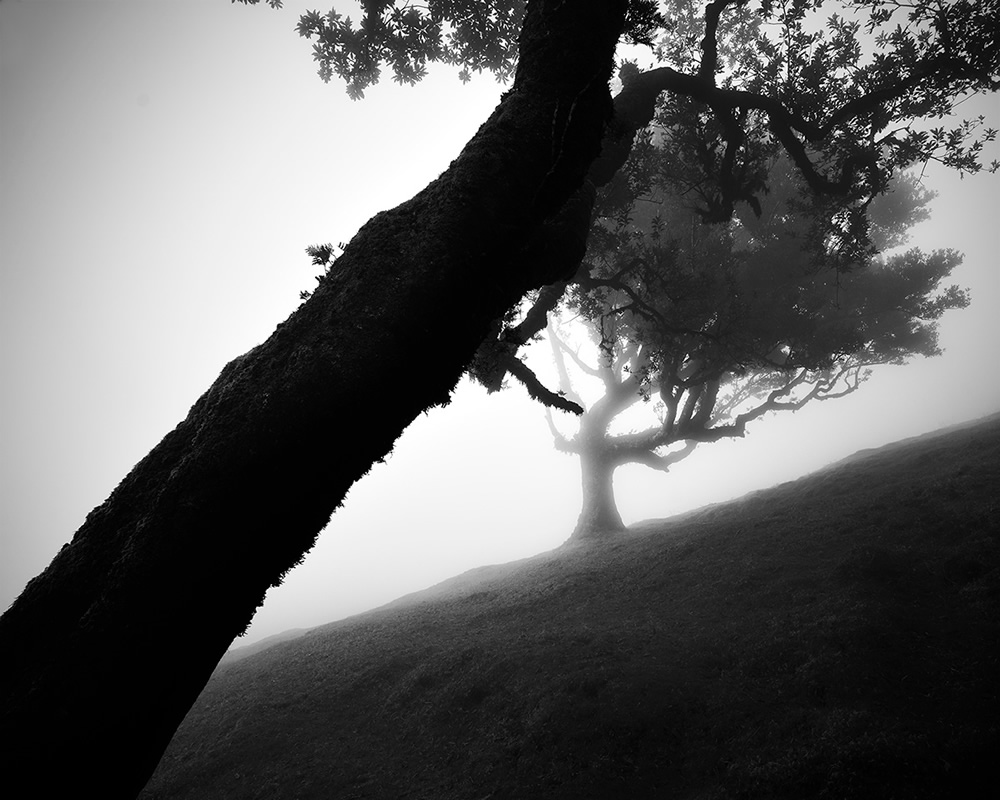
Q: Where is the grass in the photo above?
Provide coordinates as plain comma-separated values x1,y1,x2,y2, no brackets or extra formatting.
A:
140,412,1000,799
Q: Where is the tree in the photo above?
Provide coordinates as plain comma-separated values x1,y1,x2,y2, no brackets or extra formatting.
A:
541,155,967,538
471,0,998,388
0,2,996,797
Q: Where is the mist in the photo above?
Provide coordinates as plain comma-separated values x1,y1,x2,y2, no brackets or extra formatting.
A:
1,0,997,649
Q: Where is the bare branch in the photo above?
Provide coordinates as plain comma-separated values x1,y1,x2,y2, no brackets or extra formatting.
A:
563,336,606,380
504,354,584,415
578,270,717,342
544,408,579,454
508,281,572,345
547,320,588,406
699,1,745,85
675,362,870,444
629,439,698,472
621,41,994,200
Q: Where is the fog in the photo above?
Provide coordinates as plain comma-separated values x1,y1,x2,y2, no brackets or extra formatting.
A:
1,0,998,647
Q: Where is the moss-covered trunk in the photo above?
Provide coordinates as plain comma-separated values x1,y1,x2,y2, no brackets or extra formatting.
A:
0,3,628,796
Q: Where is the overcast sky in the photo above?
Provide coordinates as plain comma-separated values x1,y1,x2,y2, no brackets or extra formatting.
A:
2,0,998,646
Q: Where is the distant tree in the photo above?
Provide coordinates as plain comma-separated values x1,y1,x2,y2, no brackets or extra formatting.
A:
541,154,966,538
1,2,995,798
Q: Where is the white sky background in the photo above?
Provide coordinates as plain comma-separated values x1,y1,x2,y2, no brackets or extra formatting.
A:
1,0,998,647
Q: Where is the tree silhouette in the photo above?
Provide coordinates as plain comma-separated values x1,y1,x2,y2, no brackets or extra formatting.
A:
1,2,996,797
541,156,966,538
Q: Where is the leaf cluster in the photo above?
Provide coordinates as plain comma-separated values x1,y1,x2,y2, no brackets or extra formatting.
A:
291,1,523,98
239,1,668,97
299,241,345,299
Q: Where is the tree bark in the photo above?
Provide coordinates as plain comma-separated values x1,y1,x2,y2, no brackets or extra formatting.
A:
568,377,640,539
573,445,627,539
0,2,628,797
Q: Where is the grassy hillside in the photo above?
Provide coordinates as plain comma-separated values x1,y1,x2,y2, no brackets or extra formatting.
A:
140,414,1000,799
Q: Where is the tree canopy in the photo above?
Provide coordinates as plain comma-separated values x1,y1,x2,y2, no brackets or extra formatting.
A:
264,0,999,185
542,149,967,535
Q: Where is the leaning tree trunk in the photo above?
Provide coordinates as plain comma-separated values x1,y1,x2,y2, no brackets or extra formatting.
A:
573,445,627,539
0,3,629,797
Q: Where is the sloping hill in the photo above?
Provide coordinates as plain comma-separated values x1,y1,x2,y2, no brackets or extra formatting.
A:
221,628,307,666
140,413,1000,799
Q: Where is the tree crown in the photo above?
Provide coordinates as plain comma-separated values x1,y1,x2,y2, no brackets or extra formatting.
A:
239,0,998,206
546,144,967,457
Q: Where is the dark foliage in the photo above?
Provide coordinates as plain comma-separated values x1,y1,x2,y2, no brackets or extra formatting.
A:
465,0,996,422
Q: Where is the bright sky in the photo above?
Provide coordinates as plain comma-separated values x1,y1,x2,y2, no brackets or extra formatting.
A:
2,0,998,647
